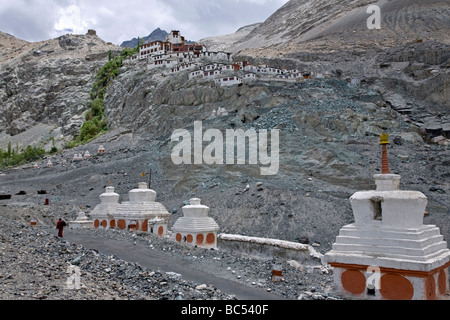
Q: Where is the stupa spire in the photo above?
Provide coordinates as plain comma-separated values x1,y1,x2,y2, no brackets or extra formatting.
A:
379,132,390,174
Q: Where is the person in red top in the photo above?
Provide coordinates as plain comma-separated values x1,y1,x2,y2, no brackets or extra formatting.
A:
56,219,66,238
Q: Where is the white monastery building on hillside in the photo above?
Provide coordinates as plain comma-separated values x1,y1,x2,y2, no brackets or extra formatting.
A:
126,30,331,86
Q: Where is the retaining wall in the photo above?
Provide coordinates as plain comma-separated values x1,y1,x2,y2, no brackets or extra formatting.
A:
217,234,325,265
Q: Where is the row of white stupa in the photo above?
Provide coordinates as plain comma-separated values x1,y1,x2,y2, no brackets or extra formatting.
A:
32,145,106,169
70,182,220,249
73,145,106,161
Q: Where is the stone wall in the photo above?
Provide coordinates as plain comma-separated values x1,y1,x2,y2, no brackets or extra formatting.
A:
217,234,324,265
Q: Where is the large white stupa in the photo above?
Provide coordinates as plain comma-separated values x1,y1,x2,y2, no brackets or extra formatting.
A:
324,133,450,300
90,186,120,229
112,182,171,236
171,198,220,249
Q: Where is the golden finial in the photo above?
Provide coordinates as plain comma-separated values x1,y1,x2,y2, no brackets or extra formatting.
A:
379,132,390,145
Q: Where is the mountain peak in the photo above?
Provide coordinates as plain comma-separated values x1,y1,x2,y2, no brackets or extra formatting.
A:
120,28,169,48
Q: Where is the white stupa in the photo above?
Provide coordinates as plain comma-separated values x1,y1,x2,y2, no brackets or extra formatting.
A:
112,182,171,236
90,186,120,229
172,198,220,249
324,133,450,300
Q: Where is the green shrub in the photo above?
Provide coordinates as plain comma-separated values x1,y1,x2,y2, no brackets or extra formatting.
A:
79,120,100,142
0,144,45,168
90,98,104,117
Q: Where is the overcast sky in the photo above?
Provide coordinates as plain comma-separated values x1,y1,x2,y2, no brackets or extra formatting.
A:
0,0,289,45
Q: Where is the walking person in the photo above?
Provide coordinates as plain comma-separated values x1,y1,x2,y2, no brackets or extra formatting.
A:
56,218,66,238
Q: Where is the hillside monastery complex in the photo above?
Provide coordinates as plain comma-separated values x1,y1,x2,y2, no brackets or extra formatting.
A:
126,30,329,87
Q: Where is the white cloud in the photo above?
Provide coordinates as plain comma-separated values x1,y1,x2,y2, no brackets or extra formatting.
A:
0,0,63,41
53,4,89,37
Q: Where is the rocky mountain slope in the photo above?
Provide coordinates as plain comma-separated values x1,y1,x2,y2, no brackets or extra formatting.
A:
0,31,121,151
193,0,450,143
219,0,450,138
0,31,30,64
227,0,450,55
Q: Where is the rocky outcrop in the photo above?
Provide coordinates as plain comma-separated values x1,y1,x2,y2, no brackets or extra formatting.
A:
104,57,423,143
101,58,431,204
0,33,121,148
103,62,274,137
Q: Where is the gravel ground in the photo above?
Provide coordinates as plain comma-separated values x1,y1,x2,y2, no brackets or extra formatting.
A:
0,204,339,301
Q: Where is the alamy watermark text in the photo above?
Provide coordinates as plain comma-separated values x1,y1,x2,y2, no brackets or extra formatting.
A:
171,121,280,176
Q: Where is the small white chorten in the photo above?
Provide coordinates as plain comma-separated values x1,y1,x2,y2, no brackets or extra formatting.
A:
84,151,91,159
217,107,229,116
69,210,94,229
112,182,171,236
90,186,120,229
172,198,220,249
98,145,106,154
324,133,450,300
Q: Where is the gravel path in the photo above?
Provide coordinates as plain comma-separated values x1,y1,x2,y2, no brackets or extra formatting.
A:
0,204,339,301
64,230,285,300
